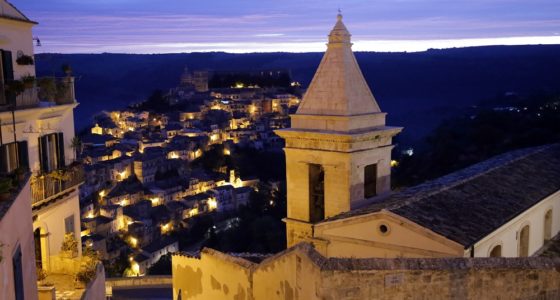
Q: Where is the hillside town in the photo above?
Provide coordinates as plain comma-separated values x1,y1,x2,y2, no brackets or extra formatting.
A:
3,1,560,299
77,67,301,275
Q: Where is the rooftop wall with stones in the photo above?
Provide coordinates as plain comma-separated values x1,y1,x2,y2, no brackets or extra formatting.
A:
172,243,560,300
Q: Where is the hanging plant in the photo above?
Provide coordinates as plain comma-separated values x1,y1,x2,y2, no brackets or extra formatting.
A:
16,54,34,65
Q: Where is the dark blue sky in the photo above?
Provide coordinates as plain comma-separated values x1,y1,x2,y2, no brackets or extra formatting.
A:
14,0,560,53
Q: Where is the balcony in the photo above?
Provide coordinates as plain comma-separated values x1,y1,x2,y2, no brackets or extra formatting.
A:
31,163,84,209
0,76,76,113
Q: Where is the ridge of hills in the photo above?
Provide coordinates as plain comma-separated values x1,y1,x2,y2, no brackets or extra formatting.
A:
35,45,560,144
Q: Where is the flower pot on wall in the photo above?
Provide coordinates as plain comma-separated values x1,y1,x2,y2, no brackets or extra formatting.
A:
0,178,13,202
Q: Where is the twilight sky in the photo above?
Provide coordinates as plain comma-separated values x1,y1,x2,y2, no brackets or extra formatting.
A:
13,0,560,54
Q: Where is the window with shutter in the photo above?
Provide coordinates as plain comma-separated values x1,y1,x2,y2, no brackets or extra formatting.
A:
1,49,14,105
56,132,65,168
39,132,65,173
17,141,29,169
65,214,75,235
0,49,6,105
0,142,21,173
1,49,14,82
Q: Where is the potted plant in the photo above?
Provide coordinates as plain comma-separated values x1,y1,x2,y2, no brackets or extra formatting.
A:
0,177,13,201
36,267,52,285
62,64,72,76
14,168,25,186
21,75,35,89
50,169,69,181
37,77,57,102
16,54,34,65
75,260,97,289
5,80,25,100
60,233,78,258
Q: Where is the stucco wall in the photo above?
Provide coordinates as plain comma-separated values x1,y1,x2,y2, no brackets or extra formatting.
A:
0,104,77,170
314,212,463,258
0,14,36,80
474,190,560,257
172,251,253,300
82,264,106,300
172,244,560,300
0,180,39,300
33,190,82,271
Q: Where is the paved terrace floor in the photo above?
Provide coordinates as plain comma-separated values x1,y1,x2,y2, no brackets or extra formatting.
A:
46,273,85,300
112,287,173,300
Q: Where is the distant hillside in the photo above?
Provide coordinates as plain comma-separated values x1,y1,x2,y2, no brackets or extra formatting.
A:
35,45,560,144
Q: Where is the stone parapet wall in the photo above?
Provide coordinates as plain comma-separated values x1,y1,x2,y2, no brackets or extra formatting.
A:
172,243,560,300
82,263,106,300
105,275,172,296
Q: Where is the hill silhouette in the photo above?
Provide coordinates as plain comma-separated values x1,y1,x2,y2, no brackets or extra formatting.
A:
35,45,560,145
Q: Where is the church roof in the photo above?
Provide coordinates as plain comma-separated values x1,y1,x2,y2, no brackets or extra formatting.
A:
324,144,560,248
295,13,381,116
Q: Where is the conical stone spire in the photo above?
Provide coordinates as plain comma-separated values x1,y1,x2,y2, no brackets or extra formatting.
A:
276,15,402,247
296,13,381,119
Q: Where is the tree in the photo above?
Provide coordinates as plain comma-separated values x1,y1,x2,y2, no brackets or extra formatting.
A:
70,136,82,160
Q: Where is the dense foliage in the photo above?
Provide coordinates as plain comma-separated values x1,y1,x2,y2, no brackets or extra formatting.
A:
393,93,560,187
204,184,287,253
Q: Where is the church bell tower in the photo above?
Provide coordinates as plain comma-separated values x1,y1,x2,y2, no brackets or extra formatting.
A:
276,13,402,247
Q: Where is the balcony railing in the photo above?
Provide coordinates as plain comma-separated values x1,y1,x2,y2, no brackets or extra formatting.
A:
31,163,84,207
0,76,76,113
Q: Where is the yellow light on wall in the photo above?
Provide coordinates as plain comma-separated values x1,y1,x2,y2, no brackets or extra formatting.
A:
86,212,95,219
224,149,230,156
390,160,399,168
118,170,128,181
169,152,179,159
188,208,199,217
235,83,244,89
99,190,106,198
161,223,171,234
129,236,138,248
207,198,218,211
150,197,161,206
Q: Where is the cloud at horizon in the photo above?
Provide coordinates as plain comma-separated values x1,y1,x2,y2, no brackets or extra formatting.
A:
12,0,560,53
